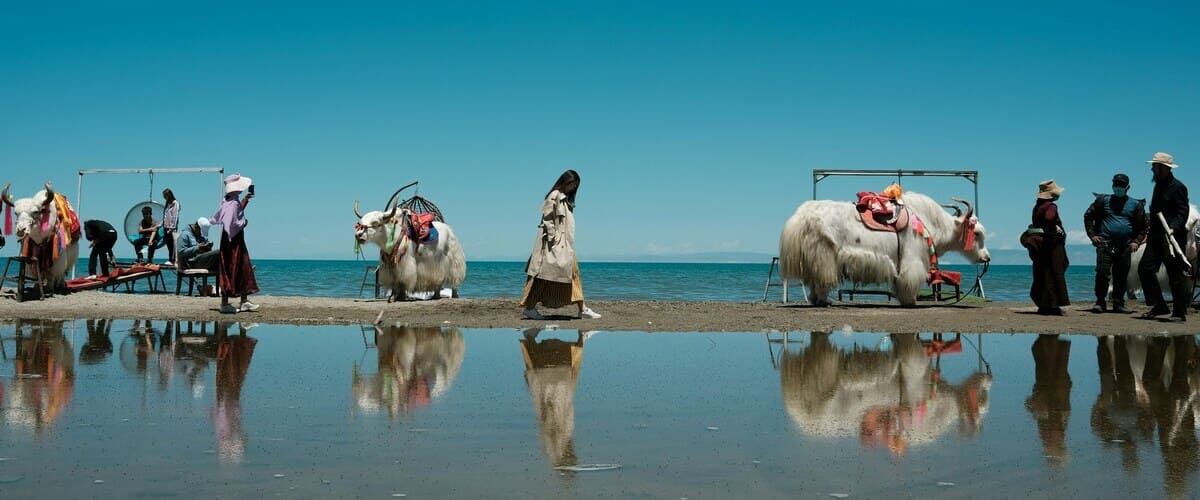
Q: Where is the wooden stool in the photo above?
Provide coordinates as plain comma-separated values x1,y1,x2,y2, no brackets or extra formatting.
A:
2,256,46,302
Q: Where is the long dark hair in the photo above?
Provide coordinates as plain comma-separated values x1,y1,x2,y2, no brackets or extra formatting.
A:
546,169,580,207
162,188,176,204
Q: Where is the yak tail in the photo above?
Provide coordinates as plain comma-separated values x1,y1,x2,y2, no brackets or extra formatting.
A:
779,208,838,290
443,227,466,289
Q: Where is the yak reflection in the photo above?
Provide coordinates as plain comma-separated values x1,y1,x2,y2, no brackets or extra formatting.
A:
352,324,465,420
779,332,991,456
1093,335,1199,499
1026,334,1072,466
2,320,75,435
520,328,588,468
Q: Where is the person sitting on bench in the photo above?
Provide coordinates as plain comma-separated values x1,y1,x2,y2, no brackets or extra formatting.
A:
177,217,219,271
132,206,161,264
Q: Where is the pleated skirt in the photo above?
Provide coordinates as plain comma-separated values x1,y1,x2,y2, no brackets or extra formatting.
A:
218,230,260,298
520,261,584,309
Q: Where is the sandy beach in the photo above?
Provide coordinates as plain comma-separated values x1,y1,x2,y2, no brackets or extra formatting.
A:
0,290,1194,335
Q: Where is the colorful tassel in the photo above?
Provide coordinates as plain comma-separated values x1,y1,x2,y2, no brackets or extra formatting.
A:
3,204,10,236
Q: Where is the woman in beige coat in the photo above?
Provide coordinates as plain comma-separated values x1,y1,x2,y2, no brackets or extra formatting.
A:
521,170,601,320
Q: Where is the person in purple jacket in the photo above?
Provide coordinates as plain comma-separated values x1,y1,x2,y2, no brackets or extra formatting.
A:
211,174,259,314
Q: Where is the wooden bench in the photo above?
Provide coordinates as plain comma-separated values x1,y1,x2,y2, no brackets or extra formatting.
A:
1,256,46,302
176,267,217,296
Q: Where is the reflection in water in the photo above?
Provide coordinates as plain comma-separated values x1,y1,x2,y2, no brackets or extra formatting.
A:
79,319,113,365
1093,335,1200,499
2,320,75,435
213,322,257,464
779,332,991,456
352,324,465,420
1026,334,1072,466
520,328,588,468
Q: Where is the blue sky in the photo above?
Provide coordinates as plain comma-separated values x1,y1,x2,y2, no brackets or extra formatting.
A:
2,1,1198,260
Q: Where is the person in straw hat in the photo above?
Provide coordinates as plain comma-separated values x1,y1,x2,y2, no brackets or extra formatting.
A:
1137,152,1190,322
211,174,260,314
1028,180,1070,315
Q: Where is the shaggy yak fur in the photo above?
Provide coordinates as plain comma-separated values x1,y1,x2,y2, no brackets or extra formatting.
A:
2,182,80,291
779,191,990,306
355,202,466,302
1124,204,1200,302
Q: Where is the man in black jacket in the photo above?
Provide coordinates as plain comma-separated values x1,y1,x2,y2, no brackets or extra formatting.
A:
82,219,118,278
1084,173,1147,313
1138,152,1191,321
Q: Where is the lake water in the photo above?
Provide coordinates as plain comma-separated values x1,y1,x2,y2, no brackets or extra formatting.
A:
74,260,1102,304
1,320,1197,498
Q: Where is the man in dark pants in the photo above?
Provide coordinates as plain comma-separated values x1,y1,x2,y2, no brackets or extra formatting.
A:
1138,152,1191,322
1084,173,1147,313
82,219,118,278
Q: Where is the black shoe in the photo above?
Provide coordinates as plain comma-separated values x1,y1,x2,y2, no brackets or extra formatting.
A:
1163,315,1187,323
1140,307,1170,319
1090,303,1106,313
1111,305,1133,314
1038,307,1065,316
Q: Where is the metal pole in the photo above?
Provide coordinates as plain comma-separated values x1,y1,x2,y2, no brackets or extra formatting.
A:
73,172,83,279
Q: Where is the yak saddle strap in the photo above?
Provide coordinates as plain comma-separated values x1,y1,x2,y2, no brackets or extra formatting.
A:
856,191,910,232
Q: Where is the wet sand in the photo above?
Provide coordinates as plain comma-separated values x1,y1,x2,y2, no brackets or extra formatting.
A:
0,290,1194,335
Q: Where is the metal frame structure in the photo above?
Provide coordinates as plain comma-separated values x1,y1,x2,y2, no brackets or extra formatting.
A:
73,167,225,278
75,167,225,217
812,169,979,214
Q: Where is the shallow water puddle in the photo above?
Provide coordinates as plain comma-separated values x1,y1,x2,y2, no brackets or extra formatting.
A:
0,319,1197,498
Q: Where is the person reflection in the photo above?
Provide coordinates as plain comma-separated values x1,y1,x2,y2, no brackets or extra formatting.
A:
1092,335,1199,498
352,324,465,419
1026,334,1072,466
779,332,991,456
519,328,588,468
79,319,114,365
175,321,219,399
6,320,74,434
212,322,257,464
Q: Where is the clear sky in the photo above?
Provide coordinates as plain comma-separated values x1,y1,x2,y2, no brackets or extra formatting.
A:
2,1,1198,260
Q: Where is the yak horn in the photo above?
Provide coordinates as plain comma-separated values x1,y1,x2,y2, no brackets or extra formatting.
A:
384,181,419,212
941,203,963,217
0,183,12,207
951,197,974,219
383,204,399,221
354,200,364,218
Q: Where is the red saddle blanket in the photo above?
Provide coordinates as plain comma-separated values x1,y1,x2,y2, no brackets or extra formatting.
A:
856,192,909,232
406,212,437,242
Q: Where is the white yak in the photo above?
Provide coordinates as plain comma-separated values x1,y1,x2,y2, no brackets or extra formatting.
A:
354,201,466,302
1,182,80,292
779,192,990,306
1124,204,1200,303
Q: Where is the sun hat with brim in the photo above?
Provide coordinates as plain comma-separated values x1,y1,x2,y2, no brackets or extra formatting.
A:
1146,152,1179,169
224,174,253,194
1037,179,1064,199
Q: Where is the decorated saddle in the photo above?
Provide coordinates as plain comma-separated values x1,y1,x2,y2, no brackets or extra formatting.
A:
855,190,909,232
406,212,439,244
